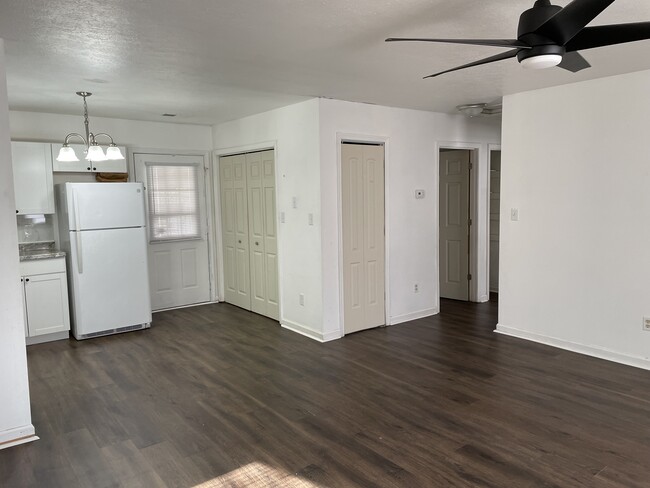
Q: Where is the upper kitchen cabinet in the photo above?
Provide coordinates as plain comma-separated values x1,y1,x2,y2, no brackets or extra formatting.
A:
51,143,128,173
11,141,55,215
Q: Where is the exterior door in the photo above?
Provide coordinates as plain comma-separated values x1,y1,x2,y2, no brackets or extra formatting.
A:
439,149,470,301
342,143,385,334
219,150,279,321
135,154,211,311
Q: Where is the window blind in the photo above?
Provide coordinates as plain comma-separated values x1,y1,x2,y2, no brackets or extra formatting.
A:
146,164,201,242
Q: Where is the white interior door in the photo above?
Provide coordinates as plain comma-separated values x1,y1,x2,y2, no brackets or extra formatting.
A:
489,151,501,293
135,154,211,311
342,143,385,335
439,149,470,301
219,154,251,310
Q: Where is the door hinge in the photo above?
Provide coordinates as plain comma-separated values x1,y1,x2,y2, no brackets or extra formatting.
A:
469,162,473,171
467,274,472,281
468,218,472,226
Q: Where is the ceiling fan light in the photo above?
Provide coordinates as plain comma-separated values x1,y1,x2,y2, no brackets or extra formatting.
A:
520,54,563,70
86,144,107,161
56,145,79,162
105,145,124,160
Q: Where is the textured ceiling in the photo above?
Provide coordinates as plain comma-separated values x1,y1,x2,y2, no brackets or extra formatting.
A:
1,0,650,125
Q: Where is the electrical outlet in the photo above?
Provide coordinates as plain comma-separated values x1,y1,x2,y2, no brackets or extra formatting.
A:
280,211,285,223
299,294,305,306
414,284,419,293
308,213,314,226
292,197,298,209
643,317,650,331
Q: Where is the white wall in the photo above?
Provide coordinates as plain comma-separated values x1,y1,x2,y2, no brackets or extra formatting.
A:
319,99,501,338
498,70,650,369
0,40,35,448
212,99,324,339
9,111,213,151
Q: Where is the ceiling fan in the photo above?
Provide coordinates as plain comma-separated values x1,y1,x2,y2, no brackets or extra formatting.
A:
386,0,650,78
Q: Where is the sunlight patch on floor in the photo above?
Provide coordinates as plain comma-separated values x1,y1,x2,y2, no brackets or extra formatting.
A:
192,462,324,488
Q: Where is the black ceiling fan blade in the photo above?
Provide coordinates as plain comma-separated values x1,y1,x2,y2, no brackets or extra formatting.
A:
424,49,520,79
535,0,615,45
565,22,650,51
386,38,531,49
557,51,591,72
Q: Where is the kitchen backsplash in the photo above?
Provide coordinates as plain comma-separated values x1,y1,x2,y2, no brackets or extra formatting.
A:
16,214,55,243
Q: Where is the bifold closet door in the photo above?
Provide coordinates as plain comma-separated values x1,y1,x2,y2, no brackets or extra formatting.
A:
220,154,251,310
220,150,279,320
246,150,279,320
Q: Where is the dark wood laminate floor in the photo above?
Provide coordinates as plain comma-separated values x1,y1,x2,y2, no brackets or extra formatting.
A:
2,299,650,487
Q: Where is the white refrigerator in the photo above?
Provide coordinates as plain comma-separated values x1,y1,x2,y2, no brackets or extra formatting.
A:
56,182,152,340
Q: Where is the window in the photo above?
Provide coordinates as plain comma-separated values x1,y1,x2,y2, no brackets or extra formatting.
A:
146,164,201,242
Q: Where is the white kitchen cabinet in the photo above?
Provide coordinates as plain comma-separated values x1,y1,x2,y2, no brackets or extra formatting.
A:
11,141,55,215
51,143,128,173
20,258,70,342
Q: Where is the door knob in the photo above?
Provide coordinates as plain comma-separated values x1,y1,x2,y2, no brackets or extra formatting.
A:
238,240,242,244
255,242,259,246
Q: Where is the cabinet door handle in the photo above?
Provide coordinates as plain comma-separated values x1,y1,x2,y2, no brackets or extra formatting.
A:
25,278,30,282
20,278,24,282
87,167,91,171
93,167,96,171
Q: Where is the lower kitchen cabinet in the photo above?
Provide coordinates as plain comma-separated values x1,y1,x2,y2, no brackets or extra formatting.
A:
20,257,70,344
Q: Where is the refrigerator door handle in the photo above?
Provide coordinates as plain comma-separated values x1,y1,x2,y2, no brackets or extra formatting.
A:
73,190,83,274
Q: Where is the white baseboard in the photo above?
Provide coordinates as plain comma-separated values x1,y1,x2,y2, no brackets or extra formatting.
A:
495,324,650,371
389,307,439,326
0,424,38,450
281,320,330,342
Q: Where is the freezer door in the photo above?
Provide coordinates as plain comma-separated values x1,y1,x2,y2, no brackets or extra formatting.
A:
69,227,152,337
65,182,146,230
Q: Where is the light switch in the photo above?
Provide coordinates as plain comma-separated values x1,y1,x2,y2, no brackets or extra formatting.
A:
510,208,519,221
308,213,314,226
280,211,285,223
292,197,297,209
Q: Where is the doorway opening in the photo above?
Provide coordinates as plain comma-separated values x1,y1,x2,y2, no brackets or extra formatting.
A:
340,142,386,335
489,149,501,301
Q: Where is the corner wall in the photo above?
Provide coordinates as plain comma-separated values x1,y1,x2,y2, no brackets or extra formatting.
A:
212,99,323,339
318,99,501,338
498,70,650,369
0,40,35,449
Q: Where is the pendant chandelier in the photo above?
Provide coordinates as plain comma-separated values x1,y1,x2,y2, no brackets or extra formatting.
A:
56,91,124,162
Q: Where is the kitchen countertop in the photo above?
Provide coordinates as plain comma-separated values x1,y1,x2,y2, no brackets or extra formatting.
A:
20,250,66,261
19,242,66,262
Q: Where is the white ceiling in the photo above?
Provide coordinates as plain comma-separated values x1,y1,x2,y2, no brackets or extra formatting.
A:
1,0,650,125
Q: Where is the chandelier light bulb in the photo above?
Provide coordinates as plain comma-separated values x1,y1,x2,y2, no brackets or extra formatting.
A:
56,145,79,162
86,144,107,161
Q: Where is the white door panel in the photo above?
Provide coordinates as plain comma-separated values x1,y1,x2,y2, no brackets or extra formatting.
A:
69,227,151,336
220,154,251,309
135,154,211,310
342,144,385,334
439,150,470,301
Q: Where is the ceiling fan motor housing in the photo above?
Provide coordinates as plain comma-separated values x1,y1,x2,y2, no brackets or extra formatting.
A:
517,0,565,63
